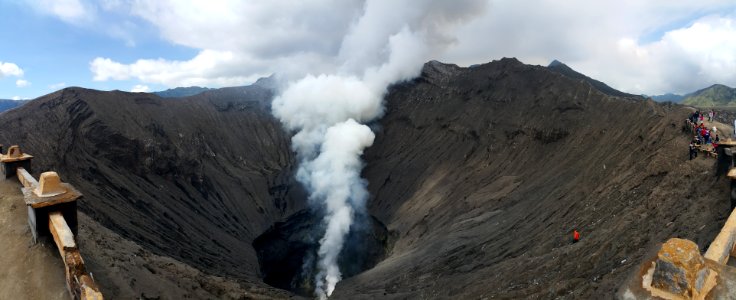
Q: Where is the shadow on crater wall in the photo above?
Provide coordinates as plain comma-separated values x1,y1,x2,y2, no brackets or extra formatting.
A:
253,209,395,296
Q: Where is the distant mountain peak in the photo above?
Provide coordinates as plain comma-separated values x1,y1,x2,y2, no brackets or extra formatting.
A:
682,83,736,107
708,83,731,89
548,59,564,67
253,75,277,90
546,60,635,98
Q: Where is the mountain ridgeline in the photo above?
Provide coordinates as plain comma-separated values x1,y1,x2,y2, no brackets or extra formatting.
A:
546,60,638,98
152,77,276,99
682,84,736,107
0,99,29,113
153,86,212,98
650,93,685,103
0,58,728,299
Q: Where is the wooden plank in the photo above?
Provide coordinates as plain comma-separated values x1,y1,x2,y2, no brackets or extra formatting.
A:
729,169,736,180
79,275,104,300
0,153,33,163
64,249,85,299
719,139,736,147
16,167,38,188
704,206,736,264
48,211,105,299
48,211,77,254
22,183,81,208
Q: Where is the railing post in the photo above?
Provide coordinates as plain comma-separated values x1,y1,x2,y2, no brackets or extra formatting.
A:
0,145,33,179
22,171,81,242
645,238,716,299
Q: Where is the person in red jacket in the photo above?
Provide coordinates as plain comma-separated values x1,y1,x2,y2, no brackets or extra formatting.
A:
572,230,580,243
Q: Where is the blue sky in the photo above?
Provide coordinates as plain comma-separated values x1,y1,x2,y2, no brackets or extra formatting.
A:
0,1,200,99
1,0,736,99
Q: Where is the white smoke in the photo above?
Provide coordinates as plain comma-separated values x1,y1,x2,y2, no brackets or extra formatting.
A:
307,119,374,298
271,1,486,298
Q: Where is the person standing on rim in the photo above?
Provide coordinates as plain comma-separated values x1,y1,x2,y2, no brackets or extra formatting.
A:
572,229,580,243
689,140,697,160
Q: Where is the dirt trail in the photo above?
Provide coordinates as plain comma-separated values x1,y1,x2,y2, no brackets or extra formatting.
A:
0,179,69,300
0,175,288,300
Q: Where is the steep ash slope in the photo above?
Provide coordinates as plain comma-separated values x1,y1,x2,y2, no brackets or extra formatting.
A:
0,85,305,292
335,58,730,298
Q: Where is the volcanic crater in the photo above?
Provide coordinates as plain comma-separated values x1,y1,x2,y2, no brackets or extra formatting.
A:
253,210,394,296
0,58,730,299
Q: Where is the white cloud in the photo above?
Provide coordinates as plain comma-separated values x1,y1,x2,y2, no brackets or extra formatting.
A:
130,84,150,93
609,15,736,94
15,79,30,87
49,82,66,90
98,0,124,11
439,0,736,94
22,0,140,46
25,0,94,24
12,96,21,100
87,0,365,87
0,62,23,78
126,0,362,56
79,0,736,94
91,49,273,87
88,0,487,88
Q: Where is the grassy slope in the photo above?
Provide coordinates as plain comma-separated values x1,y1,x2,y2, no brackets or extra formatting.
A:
682,84,736,107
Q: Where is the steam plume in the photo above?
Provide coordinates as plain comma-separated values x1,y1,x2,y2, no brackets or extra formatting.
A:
271,1,486,298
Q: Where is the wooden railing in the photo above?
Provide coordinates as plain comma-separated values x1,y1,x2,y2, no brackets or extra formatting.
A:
704,205,736,264
1,145,103,300
708,140,736,264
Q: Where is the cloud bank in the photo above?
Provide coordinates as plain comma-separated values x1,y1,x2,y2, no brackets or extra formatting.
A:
68,0,736,94
440,0,736,94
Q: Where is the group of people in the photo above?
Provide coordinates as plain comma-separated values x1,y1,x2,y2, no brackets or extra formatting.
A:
688,111,721,160
689,110,717,124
